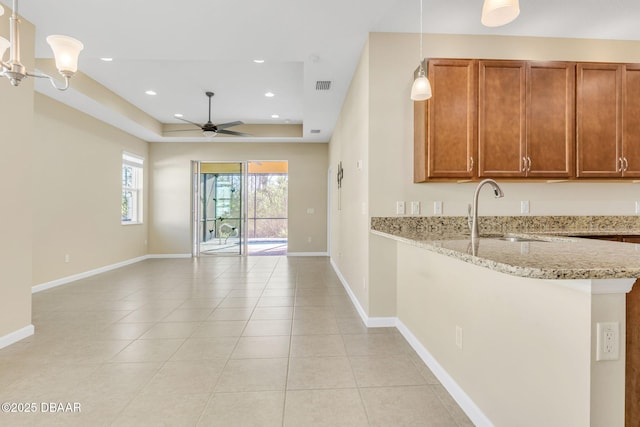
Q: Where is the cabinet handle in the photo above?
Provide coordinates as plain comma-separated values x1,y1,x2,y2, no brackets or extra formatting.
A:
527,157,532,172
469,157,474,172
522,157,527,172
619,157,624,172
623,157,629,172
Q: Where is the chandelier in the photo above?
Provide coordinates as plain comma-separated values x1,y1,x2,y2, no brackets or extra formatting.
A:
0,0,83,90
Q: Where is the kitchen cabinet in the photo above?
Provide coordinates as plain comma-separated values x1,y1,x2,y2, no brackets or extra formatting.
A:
576,63,640,178
576,63,622,177
413,58,640,181
526,62,576,178
478,60,526,177
478,60,575,178
414,59,477,182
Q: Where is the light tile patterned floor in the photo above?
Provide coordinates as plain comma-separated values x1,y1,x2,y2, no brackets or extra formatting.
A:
0,256,473,426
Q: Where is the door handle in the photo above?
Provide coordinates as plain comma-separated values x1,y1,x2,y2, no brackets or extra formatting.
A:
522,157,527,173
623,157,629,172
527,157,532,172
469,157,474,172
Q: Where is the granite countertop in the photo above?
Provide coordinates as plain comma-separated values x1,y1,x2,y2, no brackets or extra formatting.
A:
371,216,640,280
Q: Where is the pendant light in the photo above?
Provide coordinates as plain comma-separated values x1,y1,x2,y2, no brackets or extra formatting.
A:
410,0,432,101
481,0,520,27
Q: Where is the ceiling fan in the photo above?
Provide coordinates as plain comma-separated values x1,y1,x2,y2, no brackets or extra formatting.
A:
167,91,249,137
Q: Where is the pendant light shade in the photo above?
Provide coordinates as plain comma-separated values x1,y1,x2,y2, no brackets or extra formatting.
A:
410,0,432,101
481,0,520,27
46,35,84,77
411,68,432,101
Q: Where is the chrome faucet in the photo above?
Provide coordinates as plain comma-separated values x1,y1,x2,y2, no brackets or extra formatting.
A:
469,179,504,239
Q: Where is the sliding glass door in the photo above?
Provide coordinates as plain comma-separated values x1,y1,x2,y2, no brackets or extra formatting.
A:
193,162,245,256
192,160,288,257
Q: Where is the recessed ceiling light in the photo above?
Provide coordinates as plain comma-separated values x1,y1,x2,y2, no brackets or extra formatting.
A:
253,59,265,64
265,92,275,98
174,113,183,118
271,114,280,119
100,57,113,62
145,90,157,96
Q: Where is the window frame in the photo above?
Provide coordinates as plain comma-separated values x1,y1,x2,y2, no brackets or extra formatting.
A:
121,151,144,225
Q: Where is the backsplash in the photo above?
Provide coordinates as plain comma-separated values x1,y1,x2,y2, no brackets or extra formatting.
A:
371,216,640,236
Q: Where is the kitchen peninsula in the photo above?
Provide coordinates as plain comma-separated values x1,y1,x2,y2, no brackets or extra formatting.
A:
371,216,640,427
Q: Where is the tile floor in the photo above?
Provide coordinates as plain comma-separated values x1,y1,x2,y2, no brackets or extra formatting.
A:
0,256,473,426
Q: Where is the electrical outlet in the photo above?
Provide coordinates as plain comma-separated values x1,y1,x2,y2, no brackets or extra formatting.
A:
596,322,620,361
396,201,405,215
64,254,70,263
411,201,420,215
455,326,463,350
520,200,530,214
636,201,640,215
307,236,312,243
434,201,443,215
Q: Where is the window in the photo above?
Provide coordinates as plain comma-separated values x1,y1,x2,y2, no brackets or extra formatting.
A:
122,152,143,224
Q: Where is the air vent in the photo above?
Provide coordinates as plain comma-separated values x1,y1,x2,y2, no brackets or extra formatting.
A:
310,129,321,134
315,81,331,91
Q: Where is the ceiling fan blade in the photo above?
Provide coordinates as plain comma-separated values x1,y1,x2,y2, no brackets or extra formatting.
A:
163,129,202,133
217,129,251,137
216,120,244,130
175,116,204,127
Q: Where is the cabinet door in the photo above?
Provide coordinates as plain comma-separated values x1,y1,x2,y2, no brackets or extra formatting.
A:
623,64,640,177
526,62,576,178
426,59,477,179
576,63,622,177
478,61,526,177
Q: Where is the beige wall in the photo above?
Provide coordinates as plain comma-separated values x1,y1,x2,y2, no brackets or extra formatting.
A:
0,12,34,340
32,94,149,285
148,142,328,255
329,39,371,312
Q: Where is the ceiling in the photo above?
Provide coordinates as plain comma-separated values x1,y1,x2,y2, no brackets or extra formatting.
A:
2,0,639,143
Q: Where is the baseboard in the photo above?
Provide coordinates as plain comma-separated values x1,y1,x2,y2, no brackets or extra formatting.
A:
329,257,491,426
329,257,396,328
0,324,34,350
396,320,493,427
286,252,329,257
146,253,192,259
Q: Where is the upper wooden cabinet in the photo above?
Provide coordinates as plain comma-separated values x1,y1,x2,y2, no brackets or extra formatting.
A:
576,63,640,178
478,60,526,177
414,59,477,182
526,62,576,178
576,63,622,177
414,58,640,181
478,60,575,178
623,64,640,178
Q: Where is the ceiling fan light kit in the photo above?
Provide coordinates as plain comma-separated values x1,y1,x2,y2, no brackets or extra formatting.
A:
481,0,520,27
410,0,432,101
0,0,83,90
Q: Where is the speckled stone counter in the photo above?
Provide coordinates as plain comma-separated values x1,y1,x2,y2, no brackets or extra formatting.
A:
371,216,640,280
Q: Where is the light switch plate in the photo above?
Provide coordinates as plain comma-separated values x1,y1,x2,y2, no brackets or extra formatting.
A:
396,201,405,215
434,201,443,215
